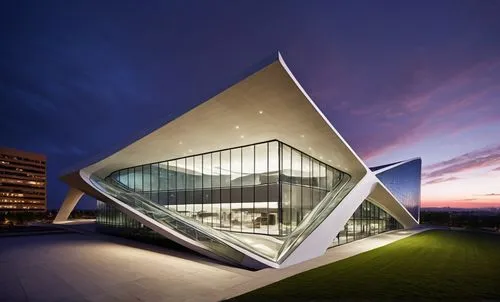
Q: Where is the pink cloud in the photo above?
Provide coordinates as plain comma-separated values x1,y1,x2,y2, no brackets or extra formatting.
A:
423,176,459,185
474,193,500,196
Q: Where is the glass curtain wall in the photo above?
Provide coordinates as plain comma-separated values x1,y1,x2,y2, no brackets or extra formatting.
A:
108,140,346,236
332,200,403,246
375,159,421,221
279,143,343,236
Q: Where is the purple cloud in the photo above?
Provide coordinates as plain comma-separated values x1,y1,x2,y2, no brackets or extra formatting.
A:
353,58,500,160
423,144,500,178
493,167,500,171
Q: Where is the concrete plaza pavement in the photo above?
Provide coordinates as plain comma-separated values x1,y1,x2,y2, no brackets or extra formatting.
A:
0,227,430,302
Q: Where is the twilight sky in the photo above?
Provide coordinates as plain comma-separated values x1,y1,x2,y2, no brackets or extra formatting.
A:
1,1,499,209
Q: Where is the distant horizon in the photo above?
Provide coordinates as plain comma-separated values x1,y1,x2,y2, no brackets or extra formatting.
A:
42,204,500,212
422,206,500,210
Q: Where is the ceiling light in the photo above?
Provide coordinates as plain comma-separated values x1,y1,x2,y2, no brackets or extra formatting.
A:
258,110,263,114
235,125,239,129
300,134,305,138
179,141,183,145
308,147,312,151
240,135,244,139
320,156,323,160
328,159,332,163
188,149,192,153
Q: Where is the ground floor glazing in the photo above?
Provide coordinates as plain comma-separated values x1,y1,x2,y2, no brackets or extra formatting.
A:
96,197,403,251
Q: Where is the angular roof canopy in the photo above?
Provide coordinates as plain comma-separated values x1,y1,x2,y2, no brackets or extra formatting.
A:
57,52,420,270
69,53,369,182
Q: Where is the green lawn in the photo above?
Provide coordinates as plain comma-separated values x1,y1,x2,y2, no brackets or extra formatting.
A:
229,230,500,301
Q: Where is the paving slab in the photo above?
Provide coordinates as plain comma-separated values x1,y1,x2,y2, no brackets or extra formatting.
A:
0,227,431,302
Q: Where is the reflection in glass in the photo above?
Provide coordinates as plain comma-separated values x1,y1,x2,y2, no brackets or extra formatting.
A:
375,159,421,221
330,199,403,247
108,140,353,237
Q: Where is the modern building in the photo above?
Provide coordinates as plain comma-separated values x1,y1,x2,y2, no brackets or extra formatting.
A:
0,147,47,211
55,53,421,269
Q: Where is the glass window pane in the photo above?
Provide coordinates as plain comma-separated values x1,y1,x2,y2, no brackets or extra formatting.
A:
159,163,168,206
291,149,302,228
177,158,186,190
268,141,279,181
347,219,354,242
291,149,301,185
212,188,221,229
143,165,151,192
119,170,128,186
134,166,142,192
255,143,268,185
220,150,231,230
177,158,186,214
203,189,212,225
151,163,159,203
186,157,194,215
282,144,291,183
319,163,326,189
220,151,231,188
231,148,242,232
302,154,310,186
194,156,202,189
211,152,221,229
281,144,292,235
128,168,135,191
193,156,203,220
167,161,176,210
203,153,212,224
326,166,333,191
281,182,291,236
167,161,176,190
268,141,279,235
254,143,268,234
242,146,254,233
212,152,221,187
312,159,320,188
203,154,211,189
242,146,254,186
231,148,241,187
291,184,302,229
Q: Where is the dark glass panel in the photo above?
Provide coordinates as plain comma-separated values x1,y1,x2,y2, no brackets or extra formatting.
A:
375,159,421,221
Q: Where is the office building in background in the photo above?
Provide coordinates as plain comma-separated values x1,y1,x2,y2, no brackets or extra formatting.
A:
0,147,46,211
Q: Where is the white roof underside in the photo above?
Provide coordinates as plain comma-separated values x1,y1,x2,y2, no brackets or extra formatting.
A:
80,54,369,181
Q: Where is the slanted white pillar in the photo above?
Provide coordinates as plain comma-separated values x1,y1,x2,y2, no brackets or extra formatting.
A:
53,187,84,223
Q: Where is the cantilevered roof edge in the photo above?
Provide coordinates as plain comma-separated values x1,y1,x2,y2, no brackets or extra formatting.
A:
60,52,282,177
277,52,369,178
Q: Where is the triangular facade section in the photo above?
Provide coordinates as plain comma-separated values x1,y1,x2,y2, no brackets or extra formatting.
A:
374,158,422,222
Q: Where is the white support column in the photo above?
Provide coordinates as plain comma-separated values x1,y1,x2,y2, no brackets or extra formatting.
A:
53,187,84,223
